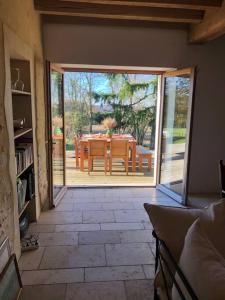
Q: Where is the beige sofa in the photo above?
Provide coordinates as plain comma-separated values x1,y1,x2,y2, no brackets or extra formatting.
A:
144,200,225,300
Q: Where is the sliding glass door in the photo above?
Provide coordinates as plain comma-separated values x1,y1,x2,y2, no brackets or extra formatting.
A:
158,68,195,202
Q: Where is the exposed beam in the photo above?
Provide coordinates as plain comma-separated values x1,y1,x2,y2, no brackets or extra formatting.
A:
190,1,225,42
62,0,222,10
34,0,204,23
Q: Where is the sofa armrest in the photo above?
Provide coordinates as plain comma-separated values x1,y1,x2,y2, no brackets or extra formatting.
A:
153,230,198,300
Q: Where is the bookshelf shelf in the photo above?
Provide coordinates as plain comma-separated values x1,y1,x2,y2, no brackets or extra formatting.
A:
19,201,30,218
17,162,33,178
14,128,32,139
12,89,31,96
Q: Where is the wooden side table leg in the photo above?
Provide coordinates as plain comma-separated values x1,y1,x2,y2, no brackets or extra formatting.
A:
148,155,152,171
139,155,143,172
132,142,136,172
80,142,84,171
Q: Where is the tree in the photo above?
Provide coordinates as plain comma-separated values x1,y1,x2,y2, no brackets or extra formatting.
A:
93,74,158,148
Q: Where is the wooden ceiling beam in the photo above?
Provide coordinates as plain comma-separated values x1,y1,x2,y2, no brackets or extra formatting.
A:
190,1,225,42
61,0,223,10
34,0,204,23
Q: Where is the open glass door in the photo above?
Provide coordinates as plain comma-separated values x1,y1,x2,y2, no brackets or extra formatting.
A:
46,62,66,206
157,68,195,203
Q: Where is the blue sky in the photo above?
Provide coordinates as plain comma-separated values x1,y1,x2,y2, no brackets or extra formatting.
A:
64,72,157,99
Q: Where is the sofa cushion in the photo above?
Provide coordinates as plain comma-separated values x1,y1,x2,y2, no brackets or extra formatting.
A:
172,219,225,300
144,203,201,261
200,199,225,258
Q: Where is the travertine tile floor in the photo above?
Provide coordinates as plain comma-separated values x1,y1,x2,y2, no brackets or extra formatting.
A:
19,187,182,300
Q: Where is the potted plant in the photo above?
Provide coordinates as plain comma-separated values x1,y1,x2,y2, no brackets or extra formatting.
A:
102,117,117,138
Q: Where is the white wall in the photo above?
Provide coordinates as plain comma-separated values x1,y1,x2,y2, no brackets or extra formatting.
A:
43,23,225,195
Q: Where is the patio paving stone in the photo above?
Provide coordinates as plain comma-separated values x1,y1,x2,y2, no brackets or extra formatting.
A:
105,243,154,266
20,284,67,300
19,247,45,271
83,210,115,223
19,187,181,300
120,230,154,243
38,232,78,246
125,279,154,300
79,230,120,244
114,209,149,223
65,281,127,300
38,211,82,225
21,268,84,285
101,222,144,231
143,265,155,279
39,245,106,269
85,265,145,282
55,223,100,232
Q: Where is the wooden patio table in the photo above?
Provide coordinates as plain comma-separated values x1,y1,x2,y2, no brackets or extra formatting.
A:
79,134,137,172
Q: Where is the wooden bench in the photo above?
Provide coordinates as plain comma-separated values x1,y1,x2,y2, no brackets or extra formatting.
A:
136,145,152,172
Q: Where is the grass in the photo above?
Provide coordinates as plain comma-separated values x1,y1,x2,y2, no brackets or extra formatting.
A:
165,128,186,144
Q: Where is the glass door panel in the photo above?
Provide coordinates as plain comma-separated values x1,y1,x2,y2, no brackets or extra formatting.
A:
159,68,194,200
51,70,65,199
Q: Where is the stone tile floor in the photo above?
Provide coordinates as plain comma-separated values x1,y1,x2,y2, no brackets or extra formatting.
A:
19,187,182,300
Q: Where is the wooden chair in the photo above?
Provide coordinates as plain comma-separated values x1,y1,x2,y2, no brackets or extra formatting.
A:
219,160,225,198
74,135,88,168
109,139,129,175
88,139,108,175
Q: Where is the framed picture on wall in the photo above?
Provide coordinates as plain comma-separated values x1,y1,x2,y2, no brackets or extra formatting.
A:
0,238,11,274
0,254,22,300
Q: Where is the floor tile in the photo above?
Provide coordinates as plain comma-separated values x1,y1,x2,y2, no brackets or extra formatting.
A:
38,232,78,246
55,223,100,232
21,268,84,285
38,211,82,224
28,224,55,233
73,197,121,203
79,231,120,244
40,245,106,269
19,247,45,271
83,210,115,223
114,210,149,223
143,222,153,230
101,222,144,231
125,279,154,300
74,202,103,211
66,281,126,300
54,203,74,212
143,265,155,279
120,230,154,243
149,243,156,257
102,202,135,210
105,243,154,266
85,265,145,282
19,284,66,300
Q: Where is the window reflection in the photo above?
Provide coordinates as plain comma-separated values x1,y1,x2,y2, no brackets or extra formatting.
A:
51,71,64,198
160,75,190,195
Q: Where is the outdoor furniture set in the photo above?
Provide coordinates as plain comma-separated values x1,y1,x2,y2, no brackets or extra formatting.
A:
74,134,152,174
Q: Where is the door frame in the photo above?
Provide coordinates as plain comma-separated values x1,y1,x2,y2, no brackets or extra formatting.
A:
156,67,196,205
45,61,67,208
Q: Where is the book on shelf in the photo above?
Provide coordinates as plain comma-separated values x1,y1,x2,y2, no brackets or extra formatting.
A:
15,143,33,175
26,168,35,200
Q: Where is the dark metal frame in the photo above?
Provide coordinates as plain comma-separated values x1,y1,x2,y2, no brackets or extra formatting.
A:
219,160,225,198
152,230,198,300
45,62,67,208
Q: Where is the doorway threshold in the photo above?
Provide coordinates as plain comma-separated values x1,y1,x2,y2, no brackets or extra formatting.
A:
67,184,156,188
